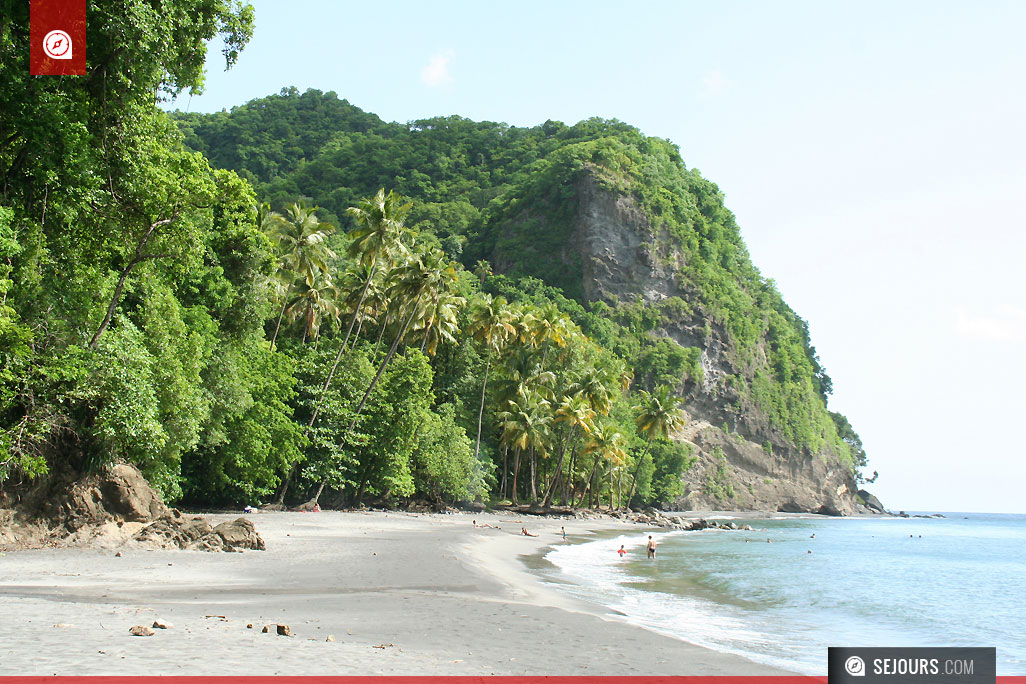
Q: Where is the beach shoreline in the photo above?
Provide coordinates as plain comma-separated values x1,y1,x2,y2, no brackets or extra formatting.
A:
0,509,794,675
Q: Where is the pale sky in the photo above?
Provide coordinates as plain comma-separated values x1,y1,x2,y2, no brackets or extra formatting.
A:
168,1,1026,514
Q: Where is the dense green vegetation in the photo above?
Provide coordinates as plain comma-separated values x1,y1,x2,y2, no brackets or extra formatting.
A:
1,4,866,512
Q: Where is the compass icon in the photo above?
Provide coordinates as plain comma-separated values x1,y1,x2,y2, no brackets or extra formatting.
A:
43,30,73,60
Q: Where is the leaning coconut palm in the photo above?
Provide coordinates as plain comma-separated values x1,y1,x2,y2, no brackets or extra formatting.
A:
302,248,459,508
466,294,517,461
337,188,412,354
306,190,411,430
346,248,457,427
264,202,336,351
625,385,686,509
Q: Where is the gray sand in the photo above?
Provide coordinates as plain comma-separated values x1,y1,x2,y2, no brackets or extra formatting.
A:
0,510,791,675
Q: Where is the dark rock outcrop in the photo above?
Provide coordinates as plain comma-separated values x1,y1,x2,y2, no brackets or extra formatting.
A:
858,489,885,513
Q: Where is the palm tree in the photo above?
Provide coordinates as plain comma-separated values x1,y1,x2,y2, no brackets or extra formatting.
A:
473,259,492,283
284,272,340,344
339,248,459,506
306,189,411,430
493,347,556,406
625,386,686,509
570,360,618,416
531,303,569,366
466,294,516,462
348,247,457,431
336,262,384,345
264,202,336,351
578,422,628,508
541,395,595,507
497,389,552,505
410,287,465,357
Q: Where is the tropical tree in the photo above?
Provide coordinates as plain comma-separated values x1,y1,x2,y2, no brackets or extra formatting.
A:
306,189,410,431
541,394,595,507
473,259,492,283
284,271,340,343
497,389,552,504
410,286,465,357
264,202,336,350
578,422,628,508
466,294,516,461
626,386,686,508
337,188,412,355
347,247,458,431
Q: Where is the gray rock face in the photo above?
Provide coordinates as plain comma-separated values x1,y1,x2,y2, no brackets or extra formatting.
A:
858,489,886,513
492,167,859,516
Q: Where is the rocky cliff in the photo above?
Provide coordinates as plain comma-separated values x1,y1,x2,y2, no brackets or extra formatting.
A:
493,167,861,515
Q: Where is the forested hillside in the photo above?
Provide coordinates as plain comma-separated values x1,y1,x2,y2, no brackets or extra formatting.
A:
175,89,870,513
1,3,868,516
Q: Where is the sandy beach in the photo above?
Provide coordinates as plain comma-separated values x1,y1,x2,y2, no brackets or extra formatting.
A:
0,510,792,675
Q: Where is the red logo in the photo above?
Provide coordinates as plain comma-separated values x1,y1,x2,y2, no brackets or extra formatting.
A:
30,0,87,75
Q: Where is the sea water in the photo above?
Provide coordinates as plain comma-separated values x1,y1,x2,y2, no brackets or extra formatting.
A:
541,513,1026,674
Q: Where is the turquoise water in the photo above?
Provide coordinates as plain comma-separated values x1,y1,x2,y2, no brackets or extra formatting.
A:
542,513,1026,674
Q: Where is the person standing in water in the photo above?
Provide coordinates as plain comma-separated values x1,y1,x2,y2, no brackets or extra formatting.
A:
646,535,657,558
617,545,627,557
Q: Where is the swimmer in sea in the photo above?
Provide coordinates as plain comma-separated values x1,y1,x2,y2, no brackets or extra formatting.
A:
617,545,627,557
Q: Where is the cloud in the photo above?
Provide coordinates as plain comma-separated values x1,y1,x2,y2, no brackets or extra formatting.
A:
955,305,1026,343
702,68,729,95
421,49,454,87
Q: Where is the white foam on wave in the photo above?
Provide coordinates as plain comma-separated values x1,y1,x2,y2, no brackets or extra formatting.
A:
543,532,820,674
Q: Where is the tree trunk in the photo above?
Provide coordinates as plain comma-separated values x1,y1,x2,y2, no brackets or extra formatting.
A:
563,447,577,505
373,311,389,358
345,295,420,433
541,426,575,508
500,446,509,500
89,215,177,348
305,479,326,508
577,454,602,507
474,356,490,461
529,448,538,503
625,436,654,510
303,261,378,432
608,466,614,509
269,297,288,351
511,447,521,505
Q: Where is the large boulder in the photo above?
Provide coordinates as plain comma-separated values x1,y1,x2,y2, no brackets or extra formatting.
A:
858,489,885,513
212,518,265,551
2,463,264,553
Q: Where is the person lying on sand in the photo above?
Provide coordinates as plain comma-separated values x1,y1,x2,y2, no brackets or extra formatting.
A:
472,519,495,528
521,527,538,537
